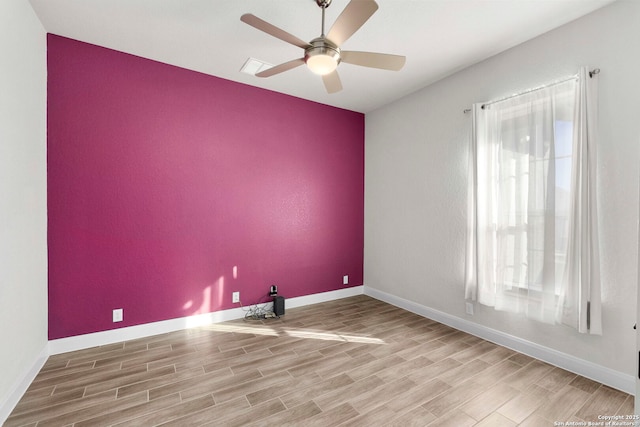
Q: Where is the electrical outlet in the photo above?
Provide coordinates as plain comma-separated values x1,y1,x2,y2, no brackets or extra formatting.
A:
465,302,474,315
232,291,240,303
113,308,123,322
343,275,349,285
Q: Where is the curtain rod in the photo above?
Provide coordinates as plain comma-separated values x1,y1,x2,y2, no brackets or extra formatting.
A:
462,68,600,114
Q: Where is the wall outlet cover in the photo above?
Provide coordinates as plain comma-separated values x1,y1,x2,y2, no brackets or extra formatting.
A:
465,302,474,315
232,292,240,303
113,308,123,322
343,275,349,285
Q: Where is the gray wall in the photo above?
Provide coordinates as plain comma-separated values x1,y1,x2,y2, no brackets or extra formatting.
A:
0,0,48,418
365,0,640,378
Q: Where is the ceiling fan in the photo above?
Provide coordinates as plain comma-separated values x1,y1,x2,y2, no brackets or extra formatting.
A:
240,0,406,94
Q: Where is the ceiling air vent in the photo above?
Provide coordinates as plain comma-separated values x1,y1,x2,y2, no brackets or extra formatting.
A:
240,57,273,75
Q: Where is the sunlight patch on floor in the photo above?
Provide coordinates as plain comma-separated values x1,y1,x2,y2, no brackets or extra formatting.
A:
210,323,280,336
284,329,386,345
206,323,386,344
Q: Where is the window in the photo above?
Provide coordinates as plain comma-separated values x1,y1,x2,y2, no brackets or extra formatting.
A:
466,67,601,333
495,102,574,297
467,78,574,323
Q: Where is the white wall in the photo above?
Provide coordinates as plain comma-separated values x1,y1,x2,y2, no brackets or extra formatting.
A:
0,0,48,420
365,0,640,385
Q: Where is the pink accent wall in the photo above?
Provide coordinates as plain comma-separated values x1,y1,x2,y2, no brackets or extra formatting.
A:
47,35,364,339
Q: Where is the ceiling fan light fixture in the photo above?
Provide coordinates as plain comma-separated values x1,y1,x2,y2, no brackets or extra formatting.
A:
306,52,339,75
305,38,341,75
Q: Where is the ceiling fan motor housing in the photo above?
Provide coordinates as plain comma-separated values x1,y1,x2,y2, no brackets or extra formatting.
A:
315,0,332,8
305,37,341,75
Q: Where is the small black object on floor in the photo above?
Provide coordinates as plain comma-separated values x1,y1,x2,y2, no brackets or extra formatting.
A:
273,296,285,317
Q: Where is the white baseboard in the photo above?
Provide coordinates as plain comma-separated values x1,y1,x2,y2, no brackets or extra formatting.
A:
49,285,364,355
284,285,364,309
0,344,48,424
364,286,634,395
49,307,246,355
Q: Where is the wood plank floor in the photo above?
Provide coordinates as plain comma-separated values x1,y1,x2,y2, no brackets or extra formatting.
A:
6,295,633,426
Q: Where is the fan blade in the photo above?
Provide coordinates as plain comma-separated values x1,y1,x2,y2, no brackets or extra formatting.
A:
326,0,378,46
241,14,310,49
256,58,305,77
341,51,406,71
322,70,342,94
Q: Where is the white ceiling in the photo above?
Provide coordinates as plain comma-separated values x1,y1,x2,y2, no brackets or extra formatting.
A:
29,0,616,113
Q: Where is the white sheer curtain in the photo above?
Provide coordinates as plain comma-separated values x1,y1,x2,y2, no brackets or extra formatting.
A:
555,67,602,334
465,67,601,333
